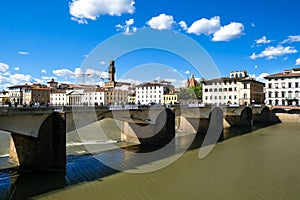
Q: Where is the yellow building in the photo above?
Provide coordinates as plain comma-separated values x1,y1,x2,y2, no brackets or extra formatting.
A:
162,94,178,105
127,94,136,104
106,90,128,105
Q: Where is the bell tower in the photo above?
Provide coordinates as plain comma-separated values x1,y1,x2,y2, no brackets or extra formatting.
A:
109,60,115,82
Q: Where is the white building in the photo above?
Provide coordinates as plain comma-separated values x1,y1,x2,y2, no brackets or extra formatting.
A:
84,88,106,106
136,81,177,105
202,71,265,106
50,91,67,106
265,68,300,106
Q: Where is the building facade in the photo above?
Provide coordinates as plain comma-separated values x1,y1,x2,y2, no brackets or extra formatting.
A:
265,68,300,106
202,71,265,106
24,86,51,105
136,81,177,105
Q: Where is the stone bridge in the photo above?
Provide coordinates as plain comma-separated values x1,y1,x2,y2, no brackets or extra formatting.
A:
0,105,276,171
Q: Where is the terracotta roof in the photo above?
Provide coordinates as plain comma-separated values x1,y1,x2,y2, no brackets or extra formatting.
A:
202,77,264,85
264,71,300,79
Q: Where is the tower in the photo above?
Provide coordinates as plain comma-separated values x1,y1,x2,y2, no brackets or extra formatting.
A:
109,60,116,82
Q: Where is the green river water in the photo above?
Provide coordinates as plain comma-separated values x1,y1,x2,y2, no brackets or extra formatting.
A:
1,121,300,199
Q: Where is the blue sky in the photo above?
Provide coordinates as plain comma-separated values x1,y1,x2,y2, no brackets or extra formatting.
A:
0,0,300,90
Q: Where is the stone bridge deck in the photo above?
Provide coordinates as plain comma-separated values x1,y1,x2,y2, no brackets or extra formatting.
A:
0,105,283,171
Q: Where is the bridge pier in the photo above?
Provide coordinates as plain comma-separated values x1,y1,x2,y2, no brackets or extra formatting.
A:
9,112,66,171
225,106,253,127
120,108,175,146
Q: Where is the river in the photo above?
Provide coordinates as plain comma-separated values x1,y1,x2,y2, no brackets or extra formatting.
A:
1,120,300,199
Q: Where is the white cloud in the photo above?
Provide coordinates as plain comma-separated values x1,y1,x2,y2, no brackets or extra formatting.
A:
74,68,83,76
41,69,47,74
18,51,29,55
69,0,135,24
14,66,20,71
250,45,298,60
10,74,32,85
212,22,244,42
187,16,220,35
254,65,258,69
184,70,190,75
116,18,137,35
179,21,188,31
249,73,269,83
52,69,76,78
255,36,272,44
0,62,9,72
296,58,300,65
251,22,255,28
281,35,300,44
117,78,141,85
147,14,175,30
100,60,106,65
85,68,108,79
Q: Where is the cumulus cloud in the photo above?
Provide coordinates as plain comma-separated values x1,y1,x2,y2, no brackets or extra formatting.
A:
14,66,20,71
179,21,188,31
255,36,272,44
69,0,135,24
0,62,9,72
249,73,269,83
281,35,300,44
41,69,47,74
184,70,190,75
52,69,76,78
187,16,220,35
10,74,32,84
18,51,29,55
250,45,298,60
251,22,255,28
296,58,300,65
212,22,244,42
85,68,108,79
146,14,175,30
116,18,137,35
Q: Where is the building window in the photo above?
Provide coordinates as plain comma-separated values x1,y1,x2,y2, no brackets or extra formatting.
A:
288,91,292,98
281,91,285,98
288,82,292,88
229,88,232,92
204,89,208,92
209,88,213,92
275,83,278,89
275,92,279,98
215,96,217,100
205,96,208,100
296,91,299,98
219,96,221,100
269,100,273,105
214,88,217,92
229,95,232,99
268,83,272,88
281,82,285,88
219,88,222,92
224,88,227,92
234,95,237,99
296,82,299,88
268,92,272,98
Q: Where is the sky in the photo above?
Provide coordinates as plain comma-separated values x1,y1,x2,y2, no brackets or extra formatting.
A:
0,0,300,90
